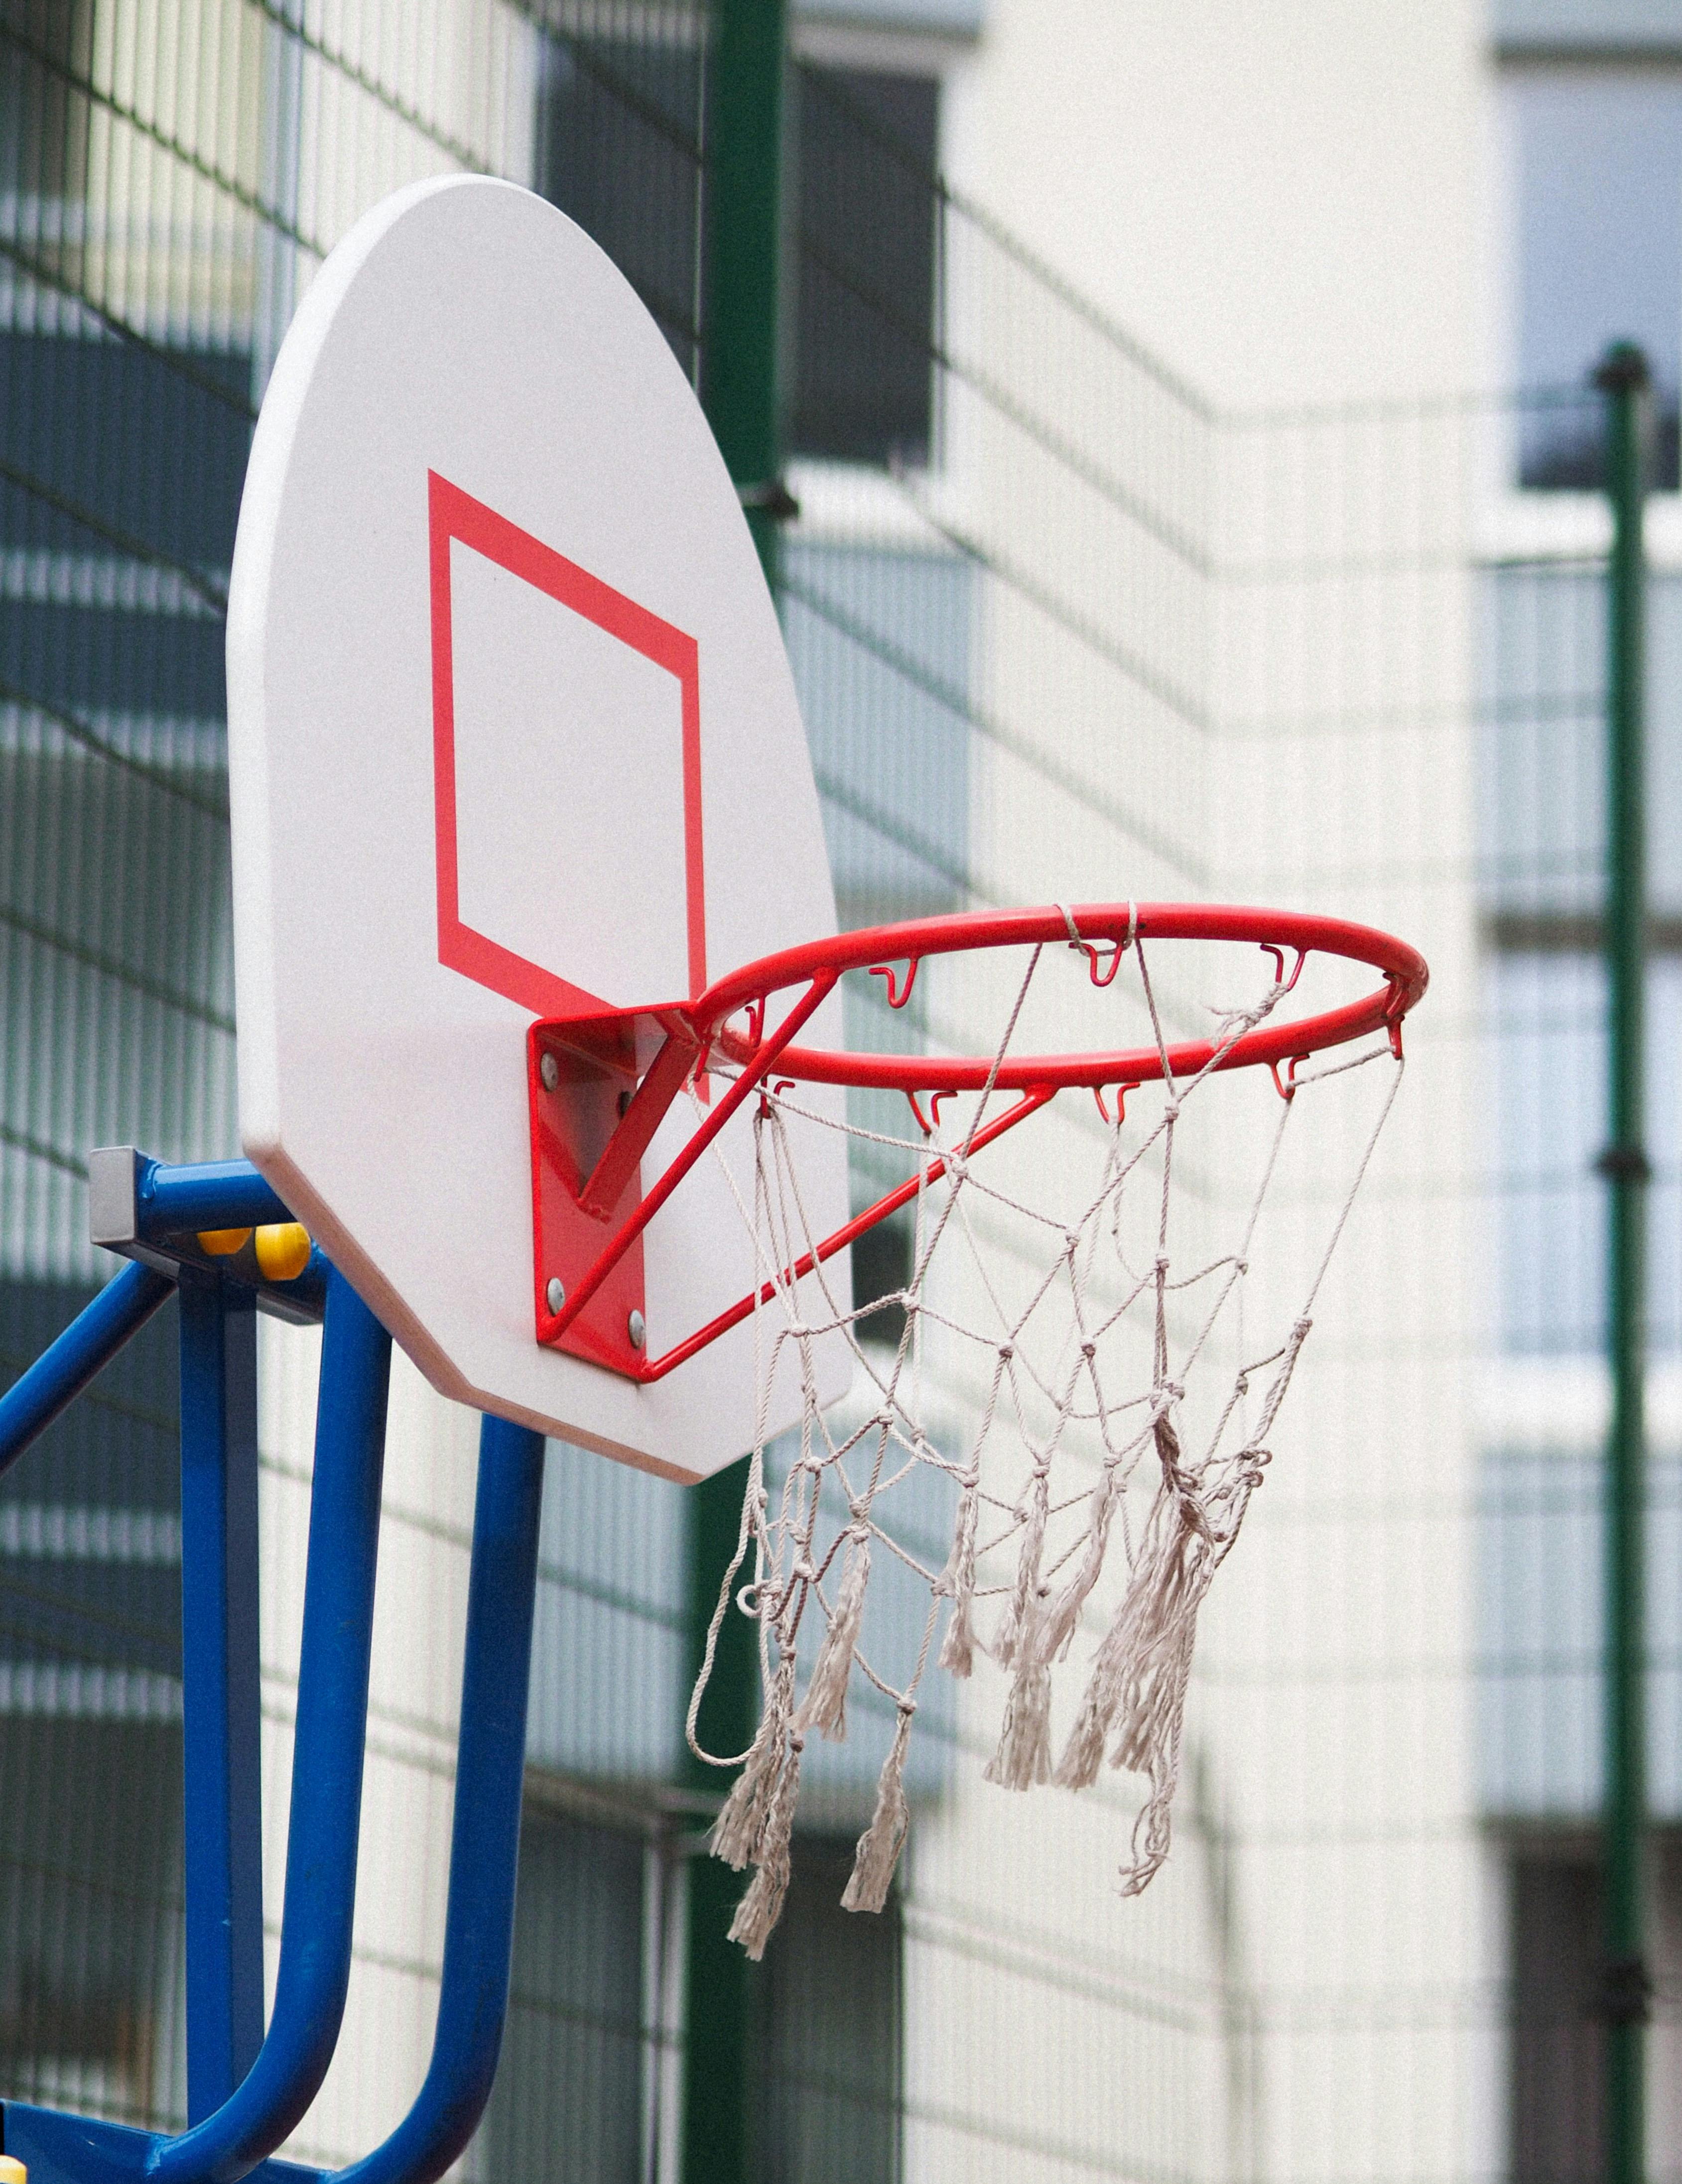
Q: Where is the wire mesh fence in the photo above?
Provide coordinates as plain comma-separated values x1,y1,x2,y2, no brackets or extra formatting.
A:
0,1,1671,2179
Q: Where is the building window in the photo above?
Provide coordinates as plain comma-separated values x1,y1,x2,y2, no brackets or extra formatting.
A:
482,1813,907,2180
1509,1851,1603,2181
529,33,941,471
0,1717,183,2127
1479,557,1682,1360
1499,64,1682,486
532,28,707,382
755,1839,904,2184
480,1805,650,2180
850,1211,912,1347
0,1282,186,2127
788,65,939,469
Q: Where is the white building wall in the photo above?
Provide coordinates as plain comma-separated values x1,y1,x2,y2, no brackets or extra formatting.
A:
915,6,1494,2180
941,0,1484,414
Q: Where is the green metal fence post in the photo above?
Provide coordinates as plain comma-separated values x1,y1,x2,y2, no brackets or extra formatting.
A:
684,4,789,2179
683,1456,759,2184
1596,338,1652,2184
700,0,790,592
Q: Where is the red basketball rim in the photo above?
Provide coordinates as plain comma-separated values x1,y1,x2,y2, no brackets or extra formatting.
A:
703,903,1428,1094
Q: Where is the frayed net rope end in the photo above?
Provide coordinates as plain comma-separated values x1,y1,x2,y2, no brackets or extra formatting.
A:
795,1526,872,1742
992,1460,1051,1671
711,1658,794,1870
1117,1781,1176,1897
727,1731,804,1961
1053,1618,1127,1792
1052,1461,1203,1796
983,1657,1054,1792
843,1703,914,1914
935,1469,981,1678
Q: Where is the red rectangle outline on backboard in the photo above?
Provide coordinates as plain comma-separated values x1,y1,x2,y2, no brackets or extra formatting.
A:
428,469,707,1019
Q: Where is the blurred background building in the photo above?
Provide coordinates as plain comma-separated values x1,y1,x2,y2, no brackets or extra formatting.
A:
2,0,1681,2178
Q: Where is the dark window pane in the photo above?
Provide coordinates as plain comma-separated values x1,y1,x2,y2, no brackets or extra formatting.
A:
754,1839,903,2184
0,1281,182,1680
0,1717,183,2127
850,1211,911,1348
482,1807,646,2182
791,68,937,468
534,32,706,380
0,332,252,573
0,1,95,211
0,1281,186,2126
1510,1854,1602,2182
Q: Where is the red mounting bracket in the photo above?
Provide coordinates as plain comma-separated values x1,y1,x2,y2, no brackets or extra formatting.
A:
527,1005,701,1378
525,981,1050,1386
526,972,840,1384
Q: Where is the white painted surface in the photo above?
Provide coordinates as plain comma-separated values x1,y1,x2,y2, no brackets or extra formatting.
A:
228,175,848,1479
448,544,692,1006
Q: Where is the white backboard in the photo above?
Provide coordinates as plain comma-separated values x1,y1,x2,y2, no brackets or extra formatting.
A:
228,175,849,1479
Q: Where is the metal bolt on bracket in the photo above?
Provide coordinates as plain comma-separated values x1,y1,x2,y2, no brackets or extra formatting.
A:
627,1308,646,1350
539,1051,560,1092
545,1277,565,1315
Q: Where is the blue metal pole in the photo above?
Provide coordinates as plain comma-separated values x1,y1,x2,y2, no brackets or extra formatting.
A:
150,1267,392,2184
138,1159,294,1236
179,1273,268,2120
0,1260,174,1478
328,1418,547,2184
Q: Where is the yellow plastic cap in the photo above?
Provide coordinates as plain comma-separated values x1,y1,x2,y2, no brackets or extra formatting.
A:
197,1228,252,1257
254,1222,312,1283
0,2155,30,2183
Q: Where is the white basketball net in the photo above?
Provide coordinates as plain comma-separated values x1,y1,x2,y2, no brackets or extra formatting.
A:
687,916,1404,1957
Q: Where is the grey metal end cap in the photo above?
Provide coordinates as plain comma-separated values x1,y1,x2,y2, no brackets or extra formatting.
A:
88,1145,142,1246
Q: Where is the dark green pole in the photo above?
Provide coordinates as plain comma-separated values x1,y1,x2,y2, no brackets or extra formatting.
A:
684,5,787,2180
1595,339,1651,2184
700,0,789,591
682,1456,759,2184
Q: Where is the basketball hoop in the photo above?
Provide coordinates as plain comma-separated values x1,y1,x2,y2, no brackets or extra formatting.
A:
527,901,1426,1954
526,903,1423,1377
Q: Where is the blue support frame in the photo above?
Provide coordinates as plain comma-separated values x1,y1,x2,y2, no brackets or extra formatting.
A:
178,1273,267,2120
0,1159,549,2184
334,1416,545,2184
152,1265,392,2184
